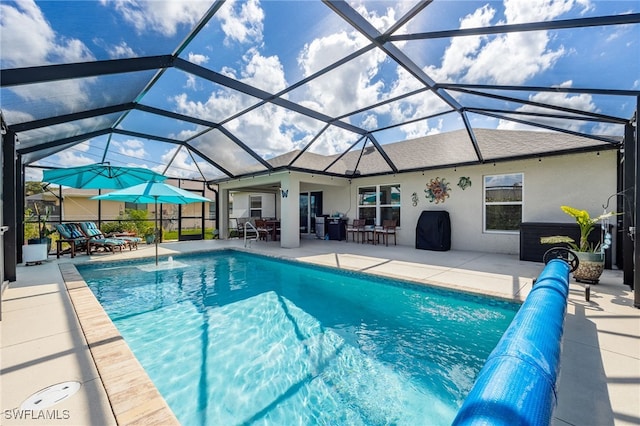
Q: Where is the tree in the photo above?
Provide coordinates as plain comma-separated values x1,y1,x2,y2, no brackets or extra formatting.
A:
25,181,47,196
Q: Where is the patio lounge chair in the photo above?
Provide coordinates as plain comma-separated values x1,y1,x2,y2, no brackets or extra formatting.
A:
54,223,89,258
105,231,141,250
79,222,127,254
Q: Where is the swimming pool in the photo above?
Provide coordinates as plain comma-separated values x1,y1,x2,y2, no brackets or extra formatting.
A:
78,250,519,425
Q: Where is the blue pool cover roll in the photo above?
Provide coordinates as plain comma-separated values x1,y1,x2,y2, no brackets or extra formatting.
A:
452,259,570,426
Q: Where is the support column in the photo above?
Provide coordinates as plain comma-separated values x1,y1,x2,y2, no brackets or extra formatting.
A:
279,174,300,248
633,97,639,308
2,128,17,283
219,188,230,239
623,122,635,288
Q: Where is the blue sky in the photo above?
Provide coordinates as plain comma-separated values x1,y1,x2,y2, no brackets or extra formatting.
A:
1,0,638,182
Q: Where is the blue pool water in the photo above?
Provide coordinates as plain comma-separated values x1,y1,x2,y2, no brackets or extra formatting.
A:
77,250,519,425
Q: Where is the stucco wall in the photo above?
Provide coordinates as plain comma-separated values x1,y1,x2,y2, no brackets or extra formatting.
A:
324,150,617,254
230,191,278,220
220,150,618,255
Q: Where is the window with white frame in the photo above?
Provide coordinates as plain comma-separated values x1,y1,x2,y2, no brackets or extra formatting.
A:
358,184,401,226
250,195,262,218
484,173,523,232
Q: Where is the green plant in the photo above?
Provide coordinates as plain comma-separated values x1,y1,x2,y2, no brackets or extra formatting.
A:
25,205,54,240
540,205,615,252
125,209,155,237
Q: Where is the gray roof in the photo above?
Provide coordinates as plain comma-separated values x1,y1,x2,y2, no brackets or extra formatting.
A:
261,128,617,178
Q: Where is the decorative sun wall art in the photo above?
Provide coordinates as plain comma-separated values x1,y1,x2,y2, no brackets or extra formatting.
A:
457,176,472,190
425,177,451,204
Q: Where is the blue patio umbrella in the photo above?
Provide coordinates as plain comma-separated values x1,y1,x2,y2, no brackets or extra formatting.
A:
43,163,166,189
92,181,211,264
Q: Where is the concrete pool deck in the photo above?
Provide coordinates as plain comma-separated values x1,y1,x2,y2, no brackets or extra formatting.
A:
1,238,639,425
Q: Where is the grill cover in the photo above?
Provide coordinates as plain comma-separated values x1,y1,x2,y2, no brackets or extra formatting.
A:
416,210,451,251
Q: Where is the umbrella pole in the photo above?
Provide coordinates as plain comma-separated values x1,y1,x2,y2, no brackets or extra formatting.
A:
155,198,159,265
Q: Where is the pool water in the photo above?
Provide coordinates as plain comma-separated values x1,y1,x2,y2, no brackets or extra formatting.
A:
78,250,519,425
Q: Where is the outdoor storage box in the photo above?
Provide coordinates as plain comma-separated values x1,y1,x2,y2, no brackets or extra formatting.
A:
519,222,611,268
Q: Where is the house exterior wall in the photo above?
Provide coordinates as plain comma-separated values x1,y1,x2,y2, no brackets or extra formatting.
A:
220,150,617,254
230,192,278,220
61,197,119,221
336,150,616,254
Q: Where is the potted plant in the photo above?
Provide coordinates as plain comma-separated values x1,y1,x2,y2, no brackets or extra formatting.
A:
540,205,614,283
26,205,55,252
139,222,156,244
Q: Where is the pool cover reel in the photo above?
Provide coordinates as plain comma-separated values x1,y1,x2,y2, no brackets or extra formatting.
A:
453,259,570,426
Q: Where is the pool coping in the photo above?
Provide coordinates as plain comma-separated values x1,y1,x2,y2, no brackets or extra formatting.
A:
59,263,179,425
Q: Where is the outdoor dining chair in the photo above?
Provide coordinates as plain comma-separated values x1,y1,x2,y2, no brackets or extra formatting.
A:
346,219,366,243
375,219,397,246
254,219,273,241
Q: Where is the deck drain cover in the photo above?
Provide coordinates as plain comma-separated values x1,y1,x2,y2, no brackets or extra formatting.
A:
21,381,81,410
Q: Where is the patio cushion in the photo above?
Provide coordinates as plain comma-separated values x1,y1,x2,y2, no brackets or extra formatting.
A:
80,222,103,238
66,223,84,239
55,224,72,239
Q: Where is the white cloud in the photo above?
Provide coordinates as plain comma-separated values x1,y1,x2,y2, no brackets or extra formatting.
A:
106,0,210,37
359,114,378,130
53,141,98,167
0,0,95,67
240,48,287,93
113,139,147,159
216,0,264,45
173,44,315,159
105,41,137,59
297,31,386,117
591,122,624,136
427,0,585,86
185,74,198,90
159,145,220,180
187,52,209,65
1,1,96,110
2,109,34,126
388,0,594,139
497,81,597,131
0,0,94,68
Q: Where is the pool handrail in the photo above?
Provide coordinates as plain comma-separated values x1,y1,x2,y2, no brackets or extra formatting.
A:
244,221,259,247
452,258,570,426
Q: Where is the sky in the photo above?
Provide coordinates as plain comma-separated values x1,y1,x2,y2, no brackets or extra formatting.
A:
1,0,638,182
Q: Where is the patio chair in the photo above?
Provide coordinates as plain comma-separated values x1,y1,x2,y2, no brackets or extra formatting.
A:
54,223,89,258
254,219,273,241
346,219,366,243
79,222,127,254
237,218,251,239
106,231,141,250
375,219,397,246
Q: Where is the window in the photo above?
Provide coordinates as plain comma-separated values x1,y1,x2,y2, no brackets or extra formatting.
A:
250,195,262,218
358,184,401,226
125,202,147,211
484,173,523,232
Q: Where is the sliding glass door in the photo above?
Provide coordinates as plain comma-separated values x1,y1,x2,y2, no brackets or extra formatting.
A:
299,191,322,234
